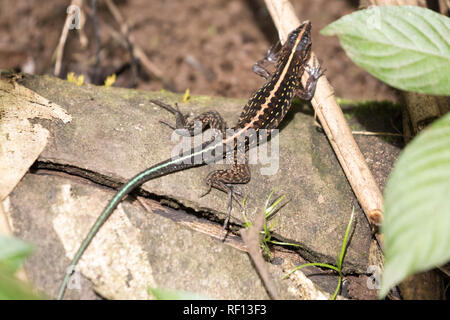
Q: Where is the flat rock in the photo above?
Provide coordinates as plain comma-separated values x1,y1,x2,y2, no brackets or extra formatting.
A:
4,73,403,299
8,173,303,299
17,74,381,272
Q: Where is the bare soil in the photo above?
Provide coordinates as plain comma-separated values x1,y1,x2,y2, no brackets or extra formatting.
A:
0,0,398,102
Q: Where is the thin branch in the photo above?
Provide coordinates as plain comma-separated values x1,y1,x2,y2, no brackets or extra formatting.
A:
91,0,101,76
83,1,169,87
104,0,139,86
54,0,84,76
241,211,279,300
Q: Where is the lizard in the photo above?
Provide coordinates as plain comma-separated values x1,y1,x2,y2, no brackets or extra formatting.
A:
57,20,324,299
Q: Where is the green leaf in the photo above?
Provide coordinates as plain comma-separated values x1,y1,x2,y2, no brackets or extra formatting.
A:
380,113,450,297
0,237,41,299
321,6,450,95
148,287,211,300
0,235,34,272
0,264,41,300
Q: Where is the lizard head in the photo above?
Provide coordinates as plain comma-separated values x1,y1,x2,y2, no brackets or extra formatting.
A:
286,21,312,60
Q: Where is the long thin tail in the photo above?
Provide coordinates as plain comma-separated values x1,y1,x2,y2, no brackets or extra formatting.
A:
57,157,196,299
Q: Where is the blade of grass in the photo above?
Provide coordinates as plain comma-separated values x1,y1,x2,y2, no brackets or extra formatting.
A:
338,207,355,269
283,208,355,299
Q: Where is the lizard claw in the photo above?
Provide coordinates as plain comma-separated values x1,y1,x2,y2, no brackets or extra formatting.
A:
152,99,190,134
159,120,176,130
305,59,326,81
200,185,212,198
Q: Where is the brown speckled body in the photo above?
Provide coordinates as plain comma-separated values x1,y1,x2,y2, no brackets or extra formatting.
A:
153,22,321,192
203,21,321,194
237,21,312,131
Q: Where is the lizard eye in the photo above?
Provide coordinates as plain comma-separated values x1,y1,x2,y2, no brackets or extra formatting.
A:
296,34,311,53
301,34,310,46
288,32,298,45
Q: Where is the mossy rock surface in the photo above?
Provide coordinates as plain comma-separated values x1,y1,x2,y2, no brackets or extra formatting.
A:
4,73,402,298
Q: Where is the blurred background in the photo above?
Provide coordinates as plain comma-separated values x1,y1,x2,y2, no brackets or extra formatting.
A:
0,0,397,101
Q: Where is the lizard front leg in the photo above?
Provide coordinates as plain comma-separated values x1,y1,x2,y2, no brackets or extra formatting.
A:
295,59,326,100
150,99,227,137
252,40,281,80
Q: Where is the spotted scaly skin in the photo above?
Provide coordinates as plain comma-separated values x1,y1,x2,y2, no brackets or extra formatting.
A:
238,21,315,130
57,21,324,299
204,21,322,198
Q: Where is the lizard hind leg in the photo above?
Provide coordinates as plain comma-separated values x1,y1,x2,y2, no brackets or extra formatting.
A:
202,163,251,240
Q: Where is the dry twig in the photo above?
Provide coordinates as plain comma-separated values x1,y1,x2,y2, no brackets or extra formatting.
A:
240,212,279,300
104,0,139,86
104,0,164,83
54,0,84,76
